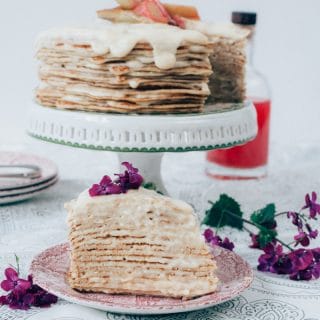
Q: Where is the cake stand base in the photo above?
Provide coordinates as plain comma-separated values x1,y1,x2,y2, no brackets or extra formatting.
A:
118,152,166,194
28,102,258,195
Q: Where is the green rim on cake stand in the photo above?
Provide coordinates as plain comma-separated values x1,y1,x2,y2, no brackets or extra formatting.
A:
28,101,257,194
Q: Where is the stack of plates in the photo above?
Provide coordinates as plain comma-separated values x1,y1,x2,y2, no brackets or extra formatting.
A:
0,152,58,205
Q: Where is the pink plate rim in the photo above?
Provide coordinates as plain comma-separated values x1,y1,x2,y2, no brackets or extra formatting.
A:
0,177,58,205
0,175,58,198
30,243,253,315
0,152,58,191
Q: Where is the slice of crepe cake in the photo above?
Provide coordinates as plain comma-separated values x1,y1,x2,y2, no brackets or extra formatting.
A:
65,188,218,299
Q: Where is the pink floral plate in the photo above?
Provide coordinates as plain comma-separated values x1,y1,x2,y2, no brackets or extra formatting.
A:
0,175,58,197
30,243,253,315
0,176,58,205
0,152,57,191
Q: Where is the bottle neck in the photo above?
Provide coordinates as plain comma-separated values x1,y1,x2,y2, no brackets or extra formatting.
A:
243,28,271,100
246,28,256,68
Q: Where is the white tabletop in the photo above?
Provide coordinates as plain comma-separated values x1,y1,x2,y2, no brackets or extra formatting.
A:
0,140,320,319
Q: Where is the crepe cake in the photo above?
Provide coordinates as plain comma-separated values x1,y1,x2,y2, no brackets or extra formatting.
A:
35,23,213,114
97,2,249,104
65,188,218,299
185,20,249,104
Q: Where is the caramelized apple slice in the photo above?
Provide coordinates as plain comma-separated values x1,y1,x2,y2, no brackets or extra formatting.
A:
99,1,199,29
116,0,142,9
134,0,176,24
164,4,200,20
171,14,185,28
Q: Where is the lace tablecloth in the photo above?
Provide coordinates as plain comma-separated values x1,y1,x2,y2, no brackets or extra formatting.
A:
0,141,320,320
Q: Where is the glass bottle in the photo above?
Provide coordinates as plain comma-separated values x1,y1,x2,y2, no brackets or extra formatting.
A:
206,12,272,179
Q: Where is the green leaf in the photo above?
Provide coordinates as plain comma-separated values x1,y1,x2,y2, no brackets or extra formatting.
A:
250,204,278,248
202,194,243,230
142,182,163,195
257,227,277,248
143,182,157,191
251,204,276,228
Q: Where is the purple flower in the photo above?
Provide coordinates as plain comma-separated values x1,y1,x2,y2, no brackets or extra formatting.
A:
115,162,144,191
289,249,314,271
28,286,58,307
0,291,34,310
294,231,310,247
89,163,144,197
288,249,320,280
311,262,320,279
257,247,320,281
306,224,318,239
33,291,58,308
257,243,283,272
309,230,318,239
27,276,58,308
312,248,320,262
203,228,235,252
290,268,313,281
287,212,303,228
272,254,293,275
220,237,235,251
89,175,122,197
257,246,320,281
0,271,57,310
249,234,261,249
287,210,318,247
88,184,101,196
302,192,320,219
203,229,214,243
0,268,31,294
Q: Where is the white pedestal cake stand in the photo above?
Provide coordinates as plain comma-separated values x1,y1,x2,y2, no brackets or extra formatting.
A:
28,102,257,194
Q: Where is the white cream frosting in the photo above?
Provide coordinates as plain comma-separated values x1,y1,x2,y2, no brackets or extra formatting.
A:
66,187,193,218
185,19,250,40
36,23,208,70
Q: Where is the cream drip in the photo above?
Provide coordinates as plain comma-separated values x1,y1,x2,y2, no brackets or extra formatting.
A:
36,23,208,70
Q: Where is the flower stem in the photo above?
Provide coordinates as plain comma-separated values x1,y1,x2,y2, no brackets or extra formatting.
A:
275,211,309,224
299,213,309,224
221,209,258,228
243,225,254,235
275,211,290,217
275,238,294,252
222,209,294,251
14,254,20,275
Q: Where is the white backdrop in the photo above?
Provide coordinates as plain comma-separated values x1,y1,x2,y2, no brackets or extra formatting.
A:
0,0,319,146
